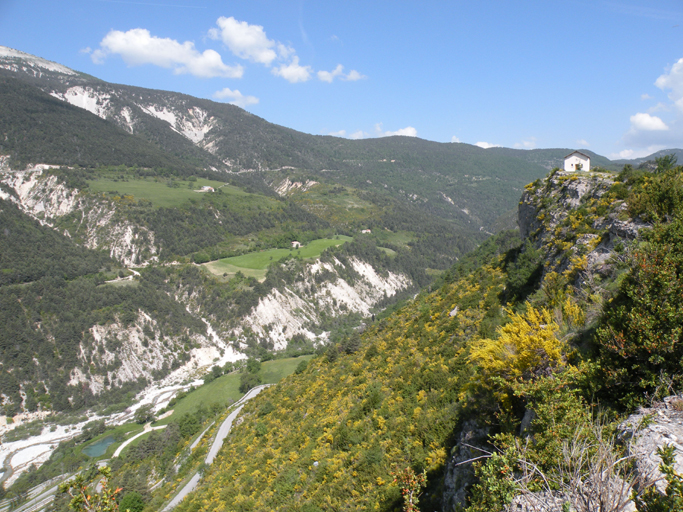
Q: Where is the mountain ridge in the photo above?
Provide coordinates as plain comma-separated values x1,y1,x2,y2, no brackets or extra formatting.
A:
4,45,679,235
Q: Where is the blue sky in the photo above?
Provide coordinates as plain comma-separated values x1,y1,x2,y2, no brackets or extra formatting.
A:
1,0,682,159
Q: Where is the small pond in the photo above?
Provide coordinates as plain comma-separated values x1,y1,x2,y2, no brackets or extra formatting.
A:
83,436,115,457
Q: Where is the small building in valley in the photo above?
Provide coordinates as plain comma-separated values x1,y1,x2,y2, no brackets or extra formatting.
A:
291,241,301,248
564,151,590,172
361,229,372,234
200,186,215,192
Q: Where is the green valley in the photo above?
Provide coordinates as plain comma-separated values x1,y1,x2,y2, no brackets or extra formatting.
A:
3,45,683,512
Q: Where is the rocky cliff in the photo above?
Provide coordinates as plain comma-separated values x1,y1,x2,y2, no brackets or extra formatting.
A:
0,164,158,266
441,168,659,510
518,169,648,282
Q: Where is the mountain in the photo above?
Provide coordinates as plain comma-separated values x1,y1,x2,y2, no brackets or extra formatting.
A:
611,147,683,167
2,46,678,233
151,165,683,512
4,46,683,507
0,76,205,171
0,46,585,232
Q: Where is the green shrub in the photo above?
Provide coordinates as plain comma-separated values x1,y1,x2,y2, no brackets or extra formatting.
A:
119,491,145,512
596,216,683,405
239,372,261,393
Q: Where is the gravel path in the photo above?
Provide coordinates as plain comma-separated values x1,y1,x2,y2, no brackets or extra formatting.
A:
112,424,167,458
162,385,270,511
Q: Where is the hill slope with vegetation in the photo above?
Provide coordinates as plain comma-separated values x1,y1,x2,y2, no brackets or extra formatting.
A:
4,45,683,510
0,47,575,234
154,158,683,512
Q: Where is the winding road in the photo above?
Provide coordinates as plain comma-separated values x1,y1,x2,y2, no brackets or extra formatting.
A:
162,384,270,511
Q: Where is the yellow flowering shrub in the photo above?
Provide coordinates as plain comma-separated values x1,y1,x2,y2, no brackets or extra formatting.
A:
468,307,564,392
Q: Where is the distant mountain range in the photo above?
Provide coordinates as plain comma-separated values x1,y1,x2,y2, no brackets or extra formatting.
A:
2,45,677,233
1,44,681,417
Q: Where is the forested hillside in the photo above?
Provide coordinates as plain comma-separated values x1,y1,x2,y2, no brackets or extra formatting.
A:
0,47,557,233
154,159,683,511
4,46,683,511
0,198,211,413
0,77,204,171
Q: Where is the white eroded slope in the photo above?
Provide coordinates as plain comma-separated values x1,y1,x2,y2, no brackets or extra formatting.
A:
51,86,112,118
0,46,77,76
0,166,158,266
137,103,216,143
228,257,410,350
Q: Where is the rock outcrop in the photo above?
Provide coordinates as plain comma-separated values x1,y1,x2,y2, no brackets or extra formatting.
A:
0,166,158,266
620,396,683,494
518,170,648,286
442,420,490,510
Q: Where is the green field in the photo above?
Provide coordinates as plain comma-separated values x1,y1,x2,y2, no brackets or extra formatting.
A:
202,261,270,281
373,230,415,248
158,355,314,424
104,356,313,457
87,177,246,208
378,247,397,257
203,236,352,279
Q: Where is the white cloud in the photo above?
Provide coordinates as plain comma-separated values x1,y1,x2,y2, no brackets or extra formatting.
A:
621,59,683,149
209,17,309,84
630,112,669,131
328,129,346,137
656,57,683,112
80,47,92,54
576,139,589,146
609,146,667,160
475,141,500,149
344,69,366,81
204,16,364,85
641,93,653,100
514,137,537,149
271,56,312,83
374,123,417,137
386,126,417,137
93,28,243,78
451,136,461,143
613,149,635,159
276,43,295,60
318,64,344,83
213,88,259,108
349,130,368,139
209,16,277,65
317,65,366,83
649,102,669,113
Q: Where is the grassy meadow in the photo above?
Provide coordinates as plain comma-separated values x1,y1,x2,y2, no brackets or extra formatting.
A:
158,355,314,424
87,177,246,208
203,236,352,279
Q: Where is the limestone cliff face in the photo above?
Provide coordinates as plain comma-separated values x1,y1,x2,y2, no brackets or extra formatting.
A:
517,169,648,285
68,311,241,396
442,169,653,510
230,257,409,350
175,256,411,351
0,165,158,266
